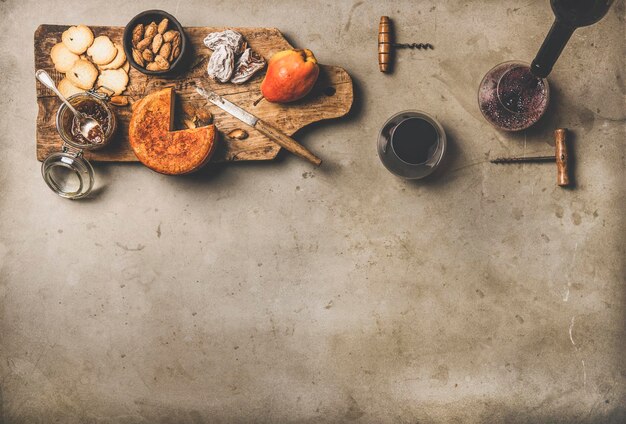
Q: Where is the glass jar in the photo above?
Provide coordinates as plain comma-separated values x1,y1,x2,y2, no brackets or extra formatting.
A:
41,90,117,199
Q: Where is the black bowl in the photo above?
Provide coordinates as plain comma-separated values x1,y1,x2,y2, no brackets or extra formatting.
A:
123,9,188,77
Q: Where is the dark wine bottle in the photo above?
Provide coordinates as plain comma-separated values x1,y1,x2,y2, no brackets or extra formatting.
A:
530,0,615,78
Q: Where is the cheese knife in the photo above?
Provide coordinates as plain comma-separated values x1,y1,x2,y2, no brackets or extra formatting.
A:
195,85,322,166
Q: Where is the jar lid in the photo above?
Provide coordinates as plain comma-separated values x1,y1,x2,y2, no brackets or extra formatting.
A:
41,151,94,199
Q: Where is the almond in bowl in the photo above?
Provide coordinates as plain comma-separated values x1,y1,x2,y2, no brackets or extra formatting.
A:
123,10,187,76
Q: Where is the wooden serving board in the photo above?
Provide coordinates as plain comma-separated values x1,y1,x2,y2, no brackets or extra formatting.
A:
34,25,353,162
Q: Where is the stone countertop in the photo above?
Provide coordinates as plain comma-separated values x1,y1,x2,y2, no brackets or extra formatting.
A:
0,0,624,422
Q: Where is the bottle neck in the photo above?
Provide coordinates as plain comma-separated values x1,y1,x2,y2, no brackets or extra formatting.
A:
530,20,576,79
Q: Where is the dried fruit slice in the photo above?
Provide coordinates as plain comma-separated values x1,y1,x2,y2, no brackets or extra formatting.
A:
203,30,245,54
231,48,266,84
207,44,235,83
129,88,217,175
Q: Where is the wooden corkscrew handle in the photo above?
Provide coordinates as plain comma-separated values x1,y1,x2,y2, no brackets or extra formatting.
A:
555,128,570,187
378,16,391,72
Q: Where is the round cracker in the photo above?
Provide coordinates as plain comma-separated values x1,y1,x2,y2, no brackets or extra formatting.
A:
62,25,94,54
58,77,84,98
97,69,129,96
99,44,126,70
87,36,117,65
66,59,98,90
50,43,78,73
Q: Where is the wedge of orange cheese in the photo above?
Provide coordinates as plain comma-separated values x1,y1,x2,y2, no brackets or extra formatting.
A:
129,88,217,175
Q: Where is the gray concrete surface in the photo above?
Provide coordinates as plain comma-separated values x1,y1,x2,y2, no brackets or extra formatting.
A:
1,0,625,422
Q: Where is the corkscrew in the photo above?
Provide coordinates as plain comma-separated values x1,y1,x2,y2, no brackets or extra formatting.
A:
490,128,571,187
378,16,434,73
393,43,434,50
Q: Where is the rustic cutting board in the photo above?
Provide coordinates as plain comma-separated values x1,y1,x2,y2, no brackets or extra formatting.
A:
34,25,353,162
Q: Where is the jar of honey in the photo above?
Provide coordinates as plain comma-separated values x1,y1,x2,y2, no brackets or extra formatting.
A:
41,90,117,199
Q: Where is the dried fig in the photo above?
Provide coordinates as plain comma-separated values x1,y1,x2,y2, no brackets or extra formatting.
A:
132,24,144,47
154,55,170,70
146,62,160,71
231,48,266,84
144,22,157,39
132,48,145,67
183,119,196,129
136,37,151,51
163,30,177,43
152,34,163,55
157,18,169,34
203,30,244,54
227,129,248,140
142,48,154,62
207,44,235,82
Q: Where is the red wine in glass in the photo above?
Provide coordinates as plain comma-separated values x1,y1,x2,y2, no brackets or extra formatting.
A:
478,61,549,131
478,0,614,131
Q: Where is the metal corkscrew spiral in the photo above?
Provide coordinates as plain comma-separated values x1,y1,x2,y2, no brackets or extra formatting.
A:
393,43,434,50
378,16,434,72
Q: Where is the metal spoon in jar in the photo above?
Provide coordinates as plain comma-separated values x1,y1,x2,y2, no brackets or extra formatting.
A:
35,69,104,144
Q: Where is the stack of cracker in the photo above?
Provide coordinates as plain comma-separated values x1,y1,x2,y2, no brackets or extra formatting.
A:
50,25,130,99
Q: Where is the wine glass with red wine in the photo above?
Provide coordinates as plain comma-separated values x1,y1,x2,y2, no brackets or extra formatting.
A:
478,0,615,131
479,61,550,131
